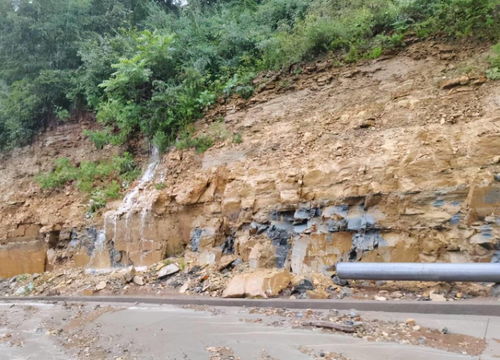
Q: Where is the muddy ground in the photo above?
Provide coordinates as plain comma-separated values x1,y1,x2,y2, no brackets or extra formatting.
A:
0,301,499,360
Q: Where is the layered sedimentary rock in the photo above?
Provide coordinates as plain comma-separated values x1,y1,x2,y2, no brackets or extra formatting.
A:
92,43,500,275
0,42,499,278
0,241,46,278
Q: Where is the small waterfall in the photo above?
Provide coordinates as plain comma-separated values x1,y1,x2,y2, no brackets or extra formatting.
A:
118,146,160,215
89,146,162,269
86,230,111,270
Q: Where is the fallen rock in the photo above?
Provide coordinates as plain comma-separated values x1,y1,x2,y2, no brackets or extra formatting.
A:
133,276,144,286
491,284,500,297
123,268,136,283
218,255,237,271
95,281,107,291
157,264,180,279
302,321,356,333
406,318,416,326
306,289,329,299
292,279,314,295
198,248,222,266
440,76,470,89
332,275,348,286
222,270,291,298
430,292,447,302
179,281,191,294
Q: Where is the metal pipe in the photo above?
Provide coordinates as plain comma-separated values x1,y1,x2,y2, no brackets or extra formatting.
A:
336,262,500,282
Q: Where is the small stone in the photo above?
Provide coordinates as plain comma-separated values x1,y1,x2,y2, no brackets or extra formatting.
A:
413,325,421,331
441,327,449,334
484,215,496,224
157,264,180,279
348,311,358,318
391,291,403,298
440,76,469,89
175,282,186,294
491,284,500,297
429,292,446,302
123,268,136,283
405,318,416,326
306,289,329,299
95,281,107,291
332,275,348,286
374,296,387,301
133,276,144,286
292,279,314,295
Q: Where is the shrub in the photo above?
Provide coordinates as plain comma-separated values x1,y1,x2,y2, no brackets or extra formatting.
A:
408,0,499,40
176,134,214,153
486,42,500,80
36,158,78,190
232,133,243,144
2,0,499,153
83,129,112,150
36,153,139,212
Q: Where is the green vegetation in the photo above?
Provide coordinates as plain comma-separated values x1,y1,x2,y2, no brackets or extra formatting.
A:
175,120,234,153
486,42,500,80
1,0,498,152
36,153,139,212
176,134,215,153
232,133,243,144
154,182,167,190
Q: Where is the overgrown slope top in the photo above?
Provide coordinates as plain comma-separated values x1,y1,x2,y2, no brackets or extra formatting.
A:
0,0,498,153
159,40,500,190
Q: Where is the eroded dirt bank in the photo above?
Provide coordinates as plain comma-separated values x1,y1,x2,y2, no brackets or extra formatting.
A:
0,41,499,299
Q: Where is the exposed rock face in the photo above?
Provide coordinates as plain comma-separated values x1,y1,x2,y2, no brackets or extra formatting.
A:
0,42,499,278
0,241,46,278
0,120,122,277
97,43,499,275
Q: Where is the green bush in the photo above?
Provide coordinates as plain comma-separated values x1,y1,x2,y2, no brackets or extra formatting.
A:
84,129,112,150
1,0,499,153
232,133,243,144
176,133,214,153
486,42,500,80
36,158,79,190
408,0,499,40
36,153,139,212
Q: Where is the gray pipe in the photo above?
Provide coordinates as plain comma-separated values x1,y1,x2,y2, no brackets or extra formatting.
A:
336,262,500,282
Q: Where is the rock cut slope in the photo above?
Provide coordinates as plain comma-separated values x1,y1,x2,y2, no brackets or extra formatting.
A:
0,41,499,282
103,41,499,272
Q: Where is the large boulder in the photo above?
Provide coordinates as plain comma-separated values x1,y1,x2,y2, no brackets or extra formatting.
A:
222,269,291,298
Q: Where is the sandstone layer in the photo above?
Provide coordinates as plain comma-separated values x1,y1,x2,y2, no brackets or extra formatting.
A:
0,41,499,279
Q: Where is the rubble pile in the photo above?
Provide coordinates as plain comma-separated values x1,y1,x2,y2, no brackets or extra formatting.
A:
0,255,494,301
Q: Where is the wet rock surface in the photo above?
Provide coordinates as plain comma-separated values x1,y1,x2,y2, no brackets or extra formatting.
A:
0,41,499,300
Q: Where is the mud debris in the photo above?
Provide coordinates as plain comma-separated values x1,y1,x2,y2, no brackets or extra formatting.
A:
244,307,486,356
